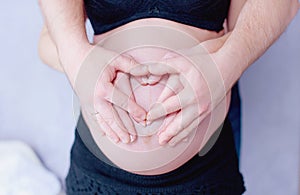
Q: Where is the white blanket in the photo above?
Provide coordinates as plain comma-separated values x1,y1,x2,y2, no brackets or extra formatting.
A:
0,141,61,195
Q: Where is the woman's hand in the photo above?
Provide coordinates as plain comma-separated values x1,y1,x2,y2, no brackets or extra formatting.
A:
112,72,138,142
144,45,231,146
38,26,147,144
72,45,148,143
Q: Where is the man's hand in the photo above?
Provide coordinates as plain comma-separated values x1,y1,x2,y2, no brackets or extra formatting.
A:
134,45,231,146
38,0,89,85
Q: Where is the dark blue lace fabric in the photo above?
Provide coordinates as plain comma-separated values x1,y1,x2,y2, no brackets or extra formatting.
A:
84,0,230,34
65,116,245,195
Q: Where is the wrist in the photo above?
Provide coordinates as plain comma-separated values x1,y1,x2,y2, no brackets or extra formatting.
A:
212,49,244,92
58,38,91,62
58,41,94,86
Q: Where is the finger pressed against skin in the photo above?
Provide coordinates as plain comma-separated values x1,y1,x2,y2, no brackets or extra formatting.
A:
93,106,119,143
168,117,201,146
156,74,183,103
147,87,195,121
79,50,146,144
97,81,146,122
158,104,201,145
114,106,137,141
145,55,200,121
101,54,150,122
143,49,223,146
83,36,223,147
95,100,131,143
112,54,144,74
113,73,137,141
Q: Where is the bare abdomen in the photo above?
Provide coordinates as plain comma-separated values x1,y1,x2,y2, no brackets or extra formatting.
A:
82,18,230,175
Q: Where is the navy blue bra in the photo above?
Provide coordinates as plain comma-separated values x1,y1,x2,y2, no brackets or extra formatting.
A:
84,0,231,35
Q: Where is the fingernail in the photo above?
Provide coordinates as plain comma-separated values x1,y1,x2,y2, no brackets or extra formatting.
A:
132,114,143,123
130,65,148,76
137,118,146,126
148,75,160,85
142,76,148,85
159,136,167,145
121,136,129,144
100,131,105,136
139,121,146,127
132,115,140,122
146,120,152,126
159,139,167,145
141,65,149,73
142,111,148,121
146,112,152,121
109,136,119,143
130,135,136,143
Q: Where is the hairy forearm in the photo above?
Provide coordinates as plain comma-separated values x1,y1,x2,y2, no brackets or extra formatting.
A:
38,25,64,72
38,0,91,80
38,0,88,51
217,0,299,90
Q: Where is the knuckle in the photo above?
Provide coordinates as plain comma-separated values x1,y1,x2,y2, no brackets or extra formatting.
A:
129,102,140,113
173,83,183,93
95,88,106,99
104,83,115,99
199,102,210,113
96,83,111,98
129,58,135,67
180,93,193,107
178,123,185,131
97,118,105,125
193,84,202,96
113,55,121,64
102,117,115,127
178,58,190,72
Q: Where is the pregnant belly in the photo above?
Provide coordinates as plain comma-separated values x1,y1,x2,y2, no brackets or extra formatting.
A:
81,19,231,175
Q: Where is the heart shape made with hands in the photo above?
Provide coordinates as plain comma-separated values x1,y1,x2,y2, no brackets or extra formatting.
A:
75,25,231,174
76,48,230,174
112,66,179,150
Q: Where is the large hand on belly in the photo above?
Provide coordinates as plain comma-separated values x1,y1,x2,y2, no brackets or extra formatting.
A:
128,45,231,147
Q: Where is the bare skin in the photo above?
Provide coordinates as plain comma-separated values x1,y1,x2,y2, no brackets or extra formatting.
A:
38,0,299,174
39,18,232,174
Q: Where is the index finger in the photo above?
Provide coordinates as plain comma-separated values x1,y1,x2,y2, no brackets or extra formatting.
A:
113,54,148,76
147,61,179,76
102,82,147,122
